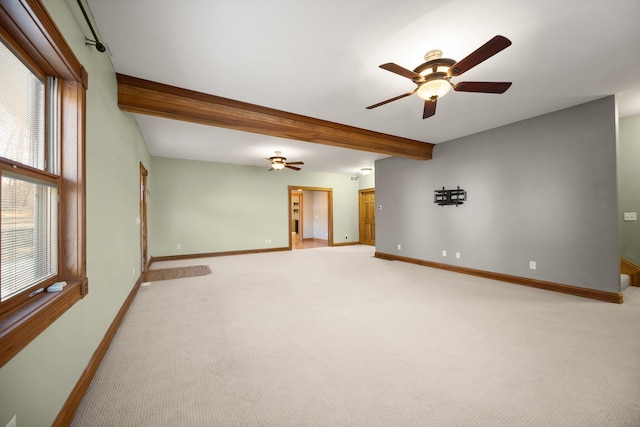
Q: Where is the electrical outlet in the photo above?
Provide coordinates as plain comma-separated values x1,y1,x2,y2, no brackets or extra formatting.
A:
456,252,461,259
624,212,637,221
6,415,16,427
530,261,537,270
265,239,271,243
132,267,135,276
345,235,348,240
442,250,447,257
177,243,181,250
397,244,401,250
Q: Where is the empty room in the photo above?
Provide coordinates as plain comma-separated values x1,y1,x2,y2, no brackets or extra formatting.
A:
1,0,639,426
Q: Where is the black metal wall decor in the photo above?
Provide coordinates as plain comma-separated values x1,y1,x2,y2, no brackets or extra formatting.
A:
434,186,467,206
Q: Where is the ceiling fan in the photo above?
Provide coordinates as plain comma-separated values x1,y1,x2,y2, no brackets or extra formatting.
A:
266,151,304,171
367,35,512,119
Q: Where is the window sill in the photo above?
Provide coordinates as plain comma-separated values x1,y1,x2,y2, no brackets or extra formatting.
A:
0,279,87,368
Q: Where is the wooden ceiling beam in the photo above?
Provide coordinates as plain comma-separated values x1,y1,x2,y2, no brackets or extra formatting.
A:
116,74,433,160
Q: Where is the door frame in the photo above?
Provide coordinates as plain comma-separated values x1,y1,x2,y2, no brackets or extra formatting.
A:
359,187,375,246
288,186,333,249
140,162,149,273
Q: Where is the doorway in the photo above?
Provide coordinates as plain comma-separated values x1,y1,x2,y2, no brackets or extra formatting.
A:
140,162,149,273
289,186,333,249
291,192,303,243
359,188,375,246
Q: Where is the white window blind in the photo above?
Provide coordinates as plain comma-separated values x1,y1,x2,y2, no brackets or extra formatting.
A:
0,40,58,302
0,41,45,170
1,172,58,300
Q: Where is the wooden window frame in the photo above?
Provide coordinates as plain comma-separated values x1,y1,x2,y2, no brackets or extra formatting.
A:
0,0,87,368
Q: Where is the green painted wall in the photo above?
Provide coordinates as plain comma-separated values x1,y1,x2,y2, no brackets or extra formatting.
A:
358,170,375,190
149,157,361,256
0,0,150,425
619,114,640,265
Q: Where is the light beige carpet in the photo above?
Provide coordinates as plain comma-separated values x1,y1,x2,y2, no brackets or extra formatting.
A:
72,245,640,426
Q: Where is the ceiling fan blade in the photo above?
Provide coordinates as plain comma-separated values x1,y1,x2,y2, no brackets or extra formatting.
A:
454,81,512,93
268,167,275,171
287,161,304,165
423,99,437,119
449,35,511,77
366,89,417,110
285,165,301,171
379,63,422,80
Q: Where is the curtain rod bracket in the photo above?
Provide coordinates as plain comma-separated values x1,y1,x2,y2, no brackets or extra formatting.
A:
77,0,105,53
84,38,105,52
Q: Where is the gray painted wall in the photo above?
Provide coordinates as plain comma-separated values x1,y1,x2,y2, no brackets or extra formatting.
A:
619,114,640,265
312,191,329,240
376,97,619,293
300,190,330,240
302,190,314,238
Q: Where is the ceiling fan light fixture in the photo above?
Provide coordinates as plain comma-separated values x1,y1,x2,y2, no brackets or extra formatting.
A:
417,78,451,100
367,36,512,119
360,168,373,175
418,65,450,77
266,151,304,172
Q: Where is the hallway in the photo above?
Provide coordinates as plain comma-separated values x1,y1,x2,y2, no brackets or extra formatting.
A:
292,238,328,250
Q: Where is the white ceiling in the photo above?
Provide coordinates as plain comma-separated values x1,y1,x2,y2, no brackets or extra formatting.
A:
84,0,640,175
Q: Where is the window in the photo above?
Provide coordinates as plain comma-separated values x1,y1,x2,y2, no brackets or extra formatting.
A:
0,39,59,303
0,0,88,368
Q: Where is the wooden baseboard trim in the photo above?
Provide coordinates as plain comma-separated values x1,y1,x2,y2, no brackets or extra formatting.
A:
332,241,360,247
53,275,144,426
150,246,290,263
375,252,623,304
621,258,640,287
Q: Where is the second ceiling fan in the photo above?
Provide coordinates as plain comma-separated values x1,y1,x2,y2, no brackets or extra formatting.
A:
367,35,512,119
266,151,304,171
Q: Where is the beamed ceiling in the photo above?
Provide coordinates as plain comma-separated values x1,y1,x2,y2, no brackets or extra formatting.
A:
84,0,640,175
116,74,433,160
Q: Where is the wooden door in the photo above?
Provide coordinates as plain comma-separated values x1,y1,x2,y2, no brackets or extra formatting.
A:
359,189,375,246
